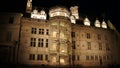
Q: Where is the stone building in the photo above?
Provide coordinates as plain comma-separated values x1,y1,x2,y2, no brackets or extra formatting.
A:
0,13,22,64
0,0,120,67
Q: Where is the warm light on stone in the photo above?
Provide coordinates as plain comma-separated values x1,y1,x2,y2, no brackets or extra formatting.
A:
84,17,90,26
95,19,101,27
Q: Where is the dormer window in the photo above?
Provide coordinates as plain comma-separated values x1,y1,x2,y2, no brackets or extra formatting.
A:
95,19,100,27
84,17,90,26
40,10,46,15
39,10,47,20
102,20,107,29
33,9,38,14
31,9,47,20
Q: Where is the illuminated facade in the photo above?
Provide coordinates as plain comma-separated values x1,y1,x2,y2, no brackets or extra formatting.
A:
0,0,120,67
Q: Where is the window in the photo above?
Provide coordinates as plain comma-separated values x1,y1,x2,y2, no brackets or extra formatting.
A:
72,55,75,61
45,55,48,60
91,56,94,60
84,17,90,26
106,55,112,60
6,31,12,42
77,55,80,61
95,55,98,60
106,43,110,51
86,56,89,60
46,29,49,35
31,28,37,34
39,28,44,35
9,17,14,24
29,54,35,60
95,19,100,27
102,21,107,28
99,43,102,50
46,39,48,47
98,34,101,40
103,56,106,60
37,54,43,60
30,38,36,47
71,32,75,37
87,42,91,50
38,38,44,47
86,33,90,39
72,41,76,49
99,56,102,59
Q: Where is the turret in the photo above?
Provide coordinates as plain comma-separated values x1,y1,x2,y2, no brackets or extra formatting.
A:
70,6,79,19
26,0,32,13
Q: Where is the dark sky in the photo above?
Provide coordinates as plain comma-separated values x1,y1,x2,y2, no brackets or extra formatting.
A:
0,0,119,32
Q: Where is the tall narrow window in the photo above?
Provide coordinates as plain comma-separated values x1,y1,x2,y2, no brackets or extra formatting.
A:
37,54,43,60
46,29,49,35
45,55,48,60
99,43,102,50
91,56,94,60
106,43,110,51
46,39,48,47
29,54,35,60
86,33,90,39
72,55,75,61
86,56,89,60
99,56,102,60
30,38,36,47
72,41,76,49
107,55,110,60
103,56,106,60
42,29,44,34
84,17,90,26
71,32,75,37
98,34,101,40
95,55,98,60
39,28,44,35
38,38,44,47
6,31,12,42
77,55,80,61
9,17,14,24
87,42,91,50
31,28,37,34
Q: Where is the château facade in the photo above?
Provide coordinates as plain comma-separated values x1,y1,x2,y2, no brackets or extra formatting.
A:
0,0,120,67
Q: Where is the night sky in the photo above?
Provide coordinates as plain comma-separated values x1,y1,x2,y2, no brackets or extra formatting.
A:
0,0,119,32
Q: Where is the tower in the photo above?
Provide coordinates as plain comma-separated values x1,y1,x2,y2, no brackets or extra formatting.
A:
49,7,72,66
70,6,79,19
26,0,32,13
